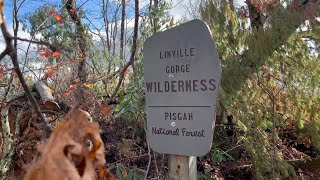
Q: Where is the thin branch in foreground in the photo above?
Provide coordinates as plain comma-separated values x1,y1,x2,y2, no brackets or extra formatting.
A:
16,37,73,53
0,48,9,60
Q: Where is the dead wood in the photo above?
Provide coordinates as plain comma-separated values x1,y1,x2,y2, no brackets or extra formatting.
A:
34,81,60,111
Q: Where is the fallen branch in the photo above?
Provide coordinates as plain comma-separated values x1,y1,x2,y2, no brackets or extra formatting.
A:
34,81,60,111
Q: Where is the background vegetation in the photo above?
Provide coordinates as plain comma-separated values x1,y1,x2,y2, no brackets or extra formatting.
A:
0,0,319,179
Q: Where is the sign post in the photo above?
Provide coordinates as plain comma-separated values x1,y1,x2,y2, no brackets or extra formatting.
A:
143,19,221,179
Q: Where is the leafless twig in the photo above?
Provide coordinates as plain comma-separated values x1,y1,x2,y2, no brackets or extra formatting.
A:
108,0,139,104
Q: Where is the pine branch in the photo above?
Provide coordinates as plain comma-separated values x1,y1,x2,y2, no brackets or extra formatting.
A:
221,0,320,96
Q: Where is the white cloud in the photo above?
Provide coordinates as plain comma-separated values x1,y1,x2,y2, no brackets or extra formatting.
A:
0,21,37,55
169,0,196,20
168,0,247,21
0,0,192,57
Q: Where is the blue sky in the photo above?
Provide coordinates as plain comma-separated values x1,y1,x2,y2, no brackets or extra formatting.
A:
0,0,247,53
0,0,186,52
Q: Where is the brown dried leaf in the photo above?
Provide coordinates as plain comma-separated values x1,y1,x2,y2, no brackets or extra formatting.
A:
122,168,128,178
24,107,106,180
105,172,117,180
99,167,116,180
99,103,112,119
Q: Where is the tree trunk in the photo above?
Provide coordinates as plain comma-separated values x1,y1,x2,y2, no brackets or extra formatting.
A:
120,0,126,62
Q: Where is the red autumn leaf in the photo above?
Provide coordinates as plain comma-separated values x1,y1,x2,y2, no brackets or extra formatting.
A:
42,69,55,80
62,91,71,97
62,84,77,97
52,51,61,58
49,10,57,18
91,73,97,78
40,51,51,58
51,10,63,24
121,169,128,178
265,73,271,82
69,8,76,14
54,14,63,24
99,103,112,118
47,71,55,78
38,48,52,58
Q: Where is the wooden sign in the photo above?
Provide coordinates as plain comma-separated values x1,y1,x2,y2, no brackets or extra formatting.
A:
143,19,221,156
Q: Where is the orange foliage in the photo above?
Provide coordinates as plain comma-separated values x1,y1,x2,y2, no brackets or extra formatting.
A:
250,0,280,12
85,83,94,89
265,73,271,82
69,8,76,14
38,47,51,58
98,167,116,180
51,10,63,24
39,51,51,58
91,74,97,78
24,107,106,180
52,51,61,58
42,71,55,80
99,103,112,119
41,64,59,80
62,84,77,97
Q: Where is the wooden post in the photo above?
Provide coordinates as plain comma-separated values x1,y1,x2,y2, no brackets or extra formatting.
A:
168,155,197,180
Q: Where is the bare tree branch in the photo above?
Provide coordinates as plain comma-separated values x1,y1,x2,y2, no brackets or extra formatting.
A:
108,0,139,104
0,48,9,60
16,37,72,52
